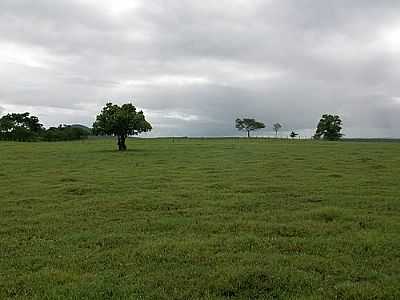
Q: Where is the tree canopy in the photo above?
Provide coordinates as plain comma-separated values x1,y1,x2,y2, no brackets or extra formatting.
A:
235,118,265,138
42,125,89,141
273,123,282,137
93,103,152,150
0,112,90,142
314,114,343,141
0,112,43,141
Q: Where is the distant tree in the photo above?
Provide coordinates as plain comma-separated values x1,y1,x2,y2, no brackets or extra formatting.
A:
273,123,282,137
235,118,265,138
42,125,89,141
290,131,298,139
0,116,13,139
0,112,43,141
314,114,343,141
0,113,90,142
93,102,152,151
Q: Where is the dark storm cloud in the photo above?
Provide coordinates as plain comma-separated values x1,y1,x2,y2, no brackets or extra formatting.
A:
0,0,399,137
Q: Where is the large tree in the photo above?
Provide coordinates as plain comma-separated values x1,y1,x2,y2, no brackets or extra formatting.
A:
235,118,265,138
93,103,152,151
0,112,43,141
314,114,343,141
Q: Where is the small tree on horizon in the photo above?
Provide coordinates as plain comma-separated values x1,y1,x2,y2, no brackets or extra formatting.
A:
235,118,265,138
314,114,343,141
273,123,282,137
93,102,152,151
290,131,298,139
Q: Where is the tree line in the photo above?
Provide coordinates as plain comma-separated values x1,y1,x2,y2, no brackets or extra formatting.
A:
235,114,343,140
0,112,90,142
0,102,343,150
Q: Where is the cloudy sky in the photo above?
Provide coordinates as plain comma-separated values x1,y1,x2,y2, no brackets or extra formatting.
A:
1,0,400,137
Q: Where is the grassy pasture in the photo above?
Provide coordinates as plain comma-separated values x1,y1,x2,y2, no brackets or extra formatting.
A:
0,138,399,299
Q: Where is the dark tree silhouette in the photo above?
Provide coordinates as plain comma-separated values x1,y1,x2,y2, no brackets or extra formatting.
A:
93,103,152,151
0,112,43,141
290,131,298,139
314,114,343,141
42,125,88,141
235,118,265,138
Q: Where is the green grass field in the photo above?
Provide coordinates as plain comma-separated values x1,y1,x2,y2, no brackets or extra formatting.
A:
1,138,399,299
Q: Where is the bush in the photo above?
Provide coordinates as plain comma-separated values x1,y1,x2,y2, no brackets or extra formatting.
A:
42,125,88,141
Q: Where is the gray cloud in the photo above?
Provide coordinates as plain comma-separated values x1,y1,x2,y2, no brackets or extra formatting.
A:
1,0,400,137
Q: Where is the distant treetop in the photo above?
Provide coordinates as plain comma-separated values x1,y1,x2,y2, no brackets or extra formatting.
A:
235,118,265,138
273,123,282,137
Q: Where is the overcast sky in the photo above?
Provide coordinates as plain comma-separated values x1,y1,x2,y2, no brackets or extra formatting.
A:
1,0,399,137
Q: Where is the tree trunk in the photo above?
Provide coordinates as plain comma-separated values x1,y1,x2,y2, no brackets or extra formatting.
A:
117,135,122,151
121,135,127,151
117,135,127,151
247,130,250,138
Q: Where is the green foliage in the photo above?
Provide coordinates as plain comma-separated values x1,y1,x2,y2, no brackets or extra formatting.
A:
70,124,92,135
235,118,266,137
0,113,89,142
314,114,343,141
42,125,89,141
93,103,152,150
0,112,43,141
1,139,399,299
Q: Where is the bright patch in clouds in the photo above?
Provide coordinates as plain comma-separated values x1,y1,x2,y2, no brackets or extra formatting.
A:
381,25,400,53
79,0,141,16
146,110,200,122
122,76,211,87
165,112,200,122
0,42,53,69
